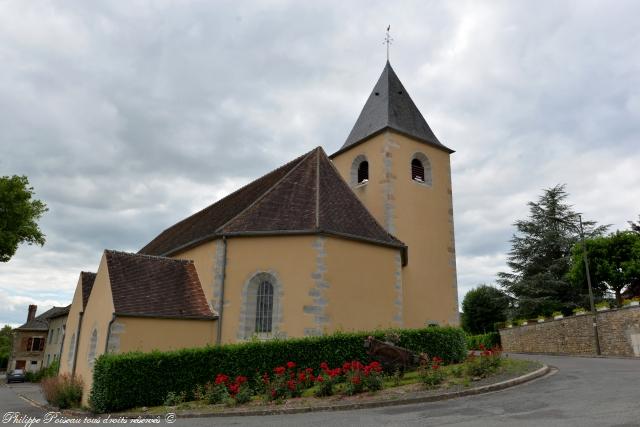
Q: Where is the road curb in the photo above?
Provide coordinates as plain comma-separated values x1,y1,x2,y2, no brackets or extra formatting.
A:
506,352,640,361
27,364,549,419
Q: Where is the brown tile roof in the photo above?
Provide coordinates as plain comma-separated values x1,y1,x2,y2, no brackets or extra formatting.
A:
139,152,308,256
140,147,405,258
104,250,216,320
15,306,70,331
80,271,96,310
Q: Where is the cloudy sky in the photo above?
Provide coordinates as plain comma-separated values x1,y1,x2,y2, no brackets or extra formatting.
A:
2,0,639,327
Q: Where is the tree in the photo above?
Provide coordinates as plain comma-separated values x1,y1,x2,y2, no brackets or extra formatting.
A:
629,215,640,234
497,184,607,318
568,231,640,305
461,285,511,334
0,175,48,262
0,325,13,370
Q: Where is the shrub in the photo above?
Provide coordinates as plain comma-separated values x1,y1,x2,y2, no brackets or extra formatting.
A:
362,361,384,391
204,375,230,404
90,326,466,412
465,346,502,378
264,364,303,400
418,356,445,389
314,363,341,397
466,332,500,350
41,374,83,409
163,391,186,406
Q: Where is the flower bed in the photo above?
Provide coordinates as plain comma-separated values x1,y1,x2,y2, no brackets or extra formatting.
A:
152,346,509,412
90,326,467,413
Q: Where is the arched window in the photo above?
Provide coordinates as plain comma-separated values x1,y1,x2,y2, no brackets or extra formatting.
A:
87,329,97,367
255,280,274,333
357,161,369,184
350,155,369,186
410,153,433,186
411,159,424,182
67,332,76,369
240,272,281,339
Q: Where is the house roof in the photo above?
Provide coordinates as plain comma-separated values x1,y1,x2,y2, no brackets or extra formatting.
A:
332,61,453,158
46,305,71,320
139,147,406,258
15,306,70,331
80,271,96,310
104,250,217,320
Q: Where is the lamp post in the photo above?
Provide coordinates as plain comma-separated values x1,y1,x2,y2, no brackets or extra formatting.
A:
576,215,601,355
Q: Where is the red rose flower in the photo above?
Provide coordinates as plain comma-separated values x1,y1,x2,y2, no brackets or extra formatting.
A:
316,375,324,382
215,374,228,385
286,361,296,369
320,362,328,371
274,366,286,375
287,379,296,391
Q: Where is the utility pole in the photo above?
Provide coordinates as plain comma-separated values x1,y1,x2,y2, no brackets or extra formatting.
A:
579,214,601,355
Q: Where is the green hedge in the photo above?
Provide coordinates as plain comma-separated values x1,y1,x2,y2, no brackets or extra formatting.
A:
90,326,466,412
466,332,501,350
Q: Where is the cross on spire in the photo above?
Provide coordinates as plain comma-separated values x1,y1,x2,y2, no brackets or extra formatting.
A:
383,25,393,61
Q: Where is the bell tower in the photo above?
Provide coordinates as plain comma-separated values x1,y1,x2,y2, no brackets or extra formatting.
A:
331,61,459,327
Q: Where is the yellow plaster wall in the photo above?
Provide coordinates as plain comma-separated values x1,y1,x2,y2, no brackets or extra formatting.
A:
73,254,115,405
332,130,459,327
58,275,84,375
115,317,216,352
219,235,317,343
206,234,401,343
172,240,217,309
322,238,402,332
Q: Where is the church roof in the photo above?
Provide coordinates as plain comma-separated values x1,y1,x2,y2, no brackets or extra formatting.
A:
104,250,216,320
139,147,405,258
80,271,96,310
332,61,453,157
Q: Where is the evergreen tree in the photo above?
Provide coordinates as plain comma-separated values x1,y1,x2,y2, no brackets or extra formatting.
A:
497,184,607,318
461,285,511,334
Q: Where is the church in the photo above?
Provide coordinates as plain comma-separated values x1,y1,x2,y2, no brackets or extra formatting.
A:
58,61,459,400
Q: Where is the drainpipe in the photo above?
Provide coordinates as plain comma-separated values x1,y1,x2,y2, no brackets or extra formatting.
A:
71,312,83,376
57,326,66,374
105,313,117,353
215,236,228,345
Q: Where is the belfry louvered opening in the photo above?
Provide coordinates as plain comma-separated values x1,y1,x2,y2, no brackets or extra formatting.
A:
411,158,425,182
357,160,369,184
255,280,274,333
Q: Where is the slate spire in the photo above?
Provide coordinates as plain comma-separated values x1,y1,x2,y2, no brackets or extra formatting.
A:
336,61,453,155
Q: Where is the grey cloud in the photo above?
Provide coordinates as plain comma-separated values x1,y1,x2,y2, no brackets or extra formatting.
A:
1,0,639,324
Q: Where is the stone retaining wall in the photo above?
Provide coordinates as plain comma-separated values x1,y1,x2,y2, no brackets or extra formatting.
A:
499,305,640,357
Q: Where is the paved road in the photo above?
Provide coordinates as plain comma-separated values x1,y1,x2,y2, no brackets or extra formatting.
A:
1,354,638,427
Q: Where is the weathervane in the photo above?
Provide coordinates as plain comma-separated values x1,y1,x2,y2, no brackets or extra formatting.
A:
383,25,393,61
